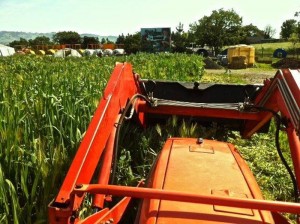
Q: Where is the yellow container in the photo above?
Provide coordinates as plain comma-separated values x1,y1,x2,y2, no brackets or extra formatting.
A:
37,50,45,55
78,49,85,55
227,45,255,67
47,49,56,55
24,49,35,55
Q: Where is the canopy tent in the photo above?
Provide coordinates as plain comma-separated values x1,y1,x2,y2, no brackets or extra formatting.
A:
54,49,82,58
84,49,103,57
0,44,15,56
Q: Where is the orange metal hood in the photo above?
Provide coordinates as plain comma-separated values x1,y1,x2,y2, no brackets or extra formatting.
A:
138,138,274,224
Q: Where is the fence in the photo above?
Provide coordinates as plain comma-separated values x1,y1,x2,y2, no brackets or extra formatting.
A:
255,47,300,63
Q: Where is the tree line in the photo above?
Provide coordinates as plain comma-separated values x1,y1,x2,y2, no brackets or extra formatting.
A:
9,32,113,49
8,9,300,55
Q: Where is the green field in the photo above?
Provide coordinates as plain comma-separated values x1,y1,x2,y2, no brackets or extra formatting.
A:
252,41,300,61
252,41,292,51
0,54,295,223
222,41,299,63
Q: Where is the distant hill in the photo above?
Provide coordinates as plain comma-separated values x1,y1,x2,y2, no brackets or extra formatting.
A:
0,31,118,45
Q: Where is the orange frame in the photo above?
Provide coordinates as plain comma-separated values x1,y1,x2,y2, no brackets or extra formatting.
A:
48,64,300,223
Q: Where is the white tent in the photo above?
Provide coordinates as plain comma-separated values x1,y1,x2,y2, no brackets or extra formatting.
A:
113,48,125,55
68,49,82,57
84,49,103,57
0,44,15,56
54,49,82,58
103,49,113,56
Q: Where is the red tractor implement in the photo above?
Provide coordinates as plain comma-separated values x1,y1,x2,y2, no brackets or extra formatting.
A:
49,63,300,223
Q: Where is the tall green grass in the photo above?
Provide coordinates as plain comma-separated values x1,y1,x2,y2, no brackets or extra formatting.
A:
0,53,204,223
0,53,294,222
0,55,106,223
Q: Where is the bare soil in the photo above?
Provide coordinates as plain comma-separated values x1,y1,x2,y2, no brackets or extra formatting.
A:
203,68,277,84
203,58,300,84
272,58,300,69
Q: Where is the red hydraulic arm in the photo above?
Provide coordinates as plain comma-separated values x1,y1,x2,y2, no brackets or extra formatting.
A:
48,63,141,223
49,64,300,223
74,184,300,214
243,69,300,138
242,69,300,189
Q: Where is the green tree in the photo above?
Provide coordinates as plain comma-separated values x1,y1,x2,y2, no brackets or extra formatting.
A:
28,36,53,46
106,38,114,44
289,32,300,58
280,19,297,39
82,36,100,48
171,23,191,53
171,32,188,53
240,23,264,43
52,31,81,44
294,11,300,36
242,24,264,37
263,25,276,39
176,22,184,33
101,38,106,44
190,8,243,54
123,32,141,54
9,38,29,48
116,34,125,44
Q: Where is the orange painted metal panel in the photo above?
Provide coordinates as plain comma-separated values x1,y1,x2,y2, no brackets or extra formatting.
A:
139,138,275,224
48,63,139,223
74,184,300,215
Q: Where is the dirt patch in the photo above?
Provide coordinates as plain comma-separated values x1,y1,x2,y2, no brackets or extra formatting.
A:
272,58,300,69
205,68,276,76
203,57,223,69
203,68,277,84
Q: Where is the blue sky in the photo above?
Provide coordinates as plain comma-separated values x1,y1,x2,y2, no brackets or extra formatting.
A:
0,0,299,37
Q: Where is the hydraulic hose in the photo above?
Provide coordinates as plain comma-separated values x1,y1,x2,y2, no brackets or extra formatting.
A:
250,106,299,203
110,94,151,185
